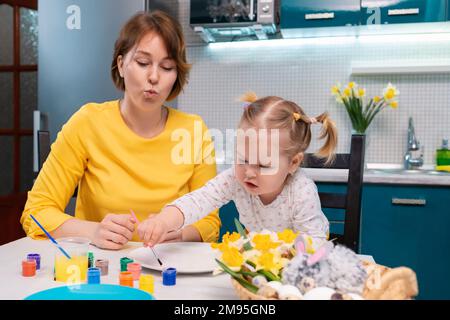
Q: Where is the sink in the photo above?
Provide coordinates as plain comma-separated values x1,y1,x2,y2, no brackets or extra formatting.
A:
366,168,450,176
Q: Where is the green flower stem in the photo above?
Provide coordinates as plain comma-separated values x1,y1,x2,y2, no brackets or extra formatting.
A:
234,218,253,251
245,260,281,282
239,270,260,278
258,270,281,282
215,259,258,293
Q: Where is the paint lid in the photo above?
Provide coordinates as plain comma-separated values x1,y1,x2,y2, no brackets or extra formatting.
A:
162,267,176,286
120,257,134,271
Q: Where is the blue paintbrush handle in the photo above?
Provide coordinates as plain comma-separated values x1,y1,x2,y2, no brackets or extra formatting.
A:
30,214,72,259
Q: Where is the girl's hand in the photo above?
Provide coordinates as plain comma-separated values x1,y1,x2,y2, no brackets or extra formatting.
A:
160,229,183,243
137,215,171,247
92,213,135,250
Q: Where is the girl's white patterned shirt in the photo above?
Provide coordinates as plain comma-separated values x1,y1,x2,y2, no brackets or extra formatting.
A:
170,167,329,242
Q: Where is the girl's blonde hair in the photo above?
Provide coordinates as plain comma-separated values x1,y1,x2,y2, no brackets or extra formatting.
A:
239,92,337,165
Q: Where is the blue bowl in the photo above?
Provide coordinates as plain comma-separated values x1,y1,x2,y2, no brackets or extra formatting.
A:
25,284,154,300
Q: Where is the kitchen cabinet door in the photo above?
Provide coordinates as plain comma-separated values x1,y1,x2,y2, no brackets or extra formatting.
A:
281,0,361,29
360,184,450,299
361,0,447,25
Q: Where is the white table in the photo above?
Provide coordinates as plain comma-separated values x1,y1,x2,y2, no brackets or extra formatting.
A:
0,237,375,300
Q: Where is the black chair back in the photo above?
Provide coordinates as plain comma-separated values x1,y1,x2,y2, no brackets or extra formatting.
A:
303,134,365,252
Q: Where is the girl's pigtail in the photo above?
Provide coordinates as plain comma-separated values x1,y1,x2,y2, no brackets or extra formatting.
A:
314,112,337,165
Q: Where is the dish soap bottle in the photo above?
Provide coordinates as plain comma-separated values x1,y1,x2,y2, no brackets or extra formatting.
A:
436,139,450,171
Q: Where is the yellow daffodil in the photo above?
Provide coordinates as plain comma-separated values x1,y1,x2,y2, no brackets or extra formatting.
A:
211,241,230,252
277,229,298,244
251,234,280,251
358,88,366,98
243,249,261,266
343,87,352,97
223,232,241,243
331,81,398,134
383,83,399,101
221,247,244,269
211,231,242,252
255,252,283,275
331,85,340,96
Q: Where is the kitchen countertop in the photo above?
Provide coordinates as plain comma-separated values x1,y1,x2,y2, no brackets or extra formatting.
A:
217,163,450,186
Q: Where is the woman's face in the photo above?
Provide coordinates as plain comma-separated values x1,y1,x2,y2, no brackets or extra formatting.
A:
117,32,177,110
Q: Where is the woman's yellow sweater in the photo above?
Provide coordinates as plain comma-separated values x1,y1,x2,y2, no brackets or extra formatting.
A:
21,100,220,242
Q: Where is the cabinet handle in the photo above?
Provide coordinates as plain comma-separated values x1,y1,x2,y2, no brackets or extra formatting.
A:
388,8,420,16
305,12,335,20
391,198,426,206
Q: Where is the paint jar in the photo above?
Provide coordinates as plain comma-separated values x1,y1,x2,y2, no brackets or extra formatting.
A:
139,274,154,294
26,254,41,270
119,271,134,287
87,267,101,284
95,259,109,276
127,263,142,281
162,267,176,286
22,259,37,277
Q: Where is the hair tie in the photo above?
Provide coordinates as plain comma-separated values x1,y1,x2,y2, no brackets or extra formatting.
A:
293,112,301,121
243,102,251,109
309,117,318,124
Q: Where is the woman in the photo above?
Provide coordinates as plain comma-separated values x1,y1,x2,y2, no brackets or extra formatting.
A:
21,11,220,250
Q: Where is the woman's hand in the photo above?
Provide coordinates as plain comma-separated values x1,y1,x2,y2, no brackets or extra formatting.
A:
92,213,135,250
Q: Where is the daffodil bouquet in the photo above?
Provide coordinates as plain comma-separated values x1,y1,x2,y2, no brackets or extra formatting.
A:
331,82,399,134
211,219,315,294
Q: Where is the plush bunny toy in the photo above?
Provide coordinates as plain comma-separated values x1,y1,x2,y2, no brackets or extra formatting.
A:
281,235,367,295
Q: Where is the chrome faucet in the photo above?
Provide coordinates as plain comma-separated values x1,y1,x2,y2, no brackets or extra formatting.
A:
404,117,424,169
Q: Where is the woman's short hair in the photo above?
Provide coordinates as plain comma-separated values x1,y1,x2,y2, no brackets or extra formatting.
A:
111,10,191,101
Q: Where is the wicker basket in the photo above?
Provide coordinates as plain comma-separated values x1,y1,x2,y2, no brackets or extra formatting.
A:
231,262,419,300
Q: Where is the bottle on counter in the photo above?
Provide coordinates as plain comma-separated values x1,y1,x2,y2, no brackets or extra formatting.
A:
436,139,450,171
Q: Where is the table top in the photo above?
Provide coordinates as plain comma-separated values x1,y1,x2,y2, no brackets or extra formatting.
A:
0,237,375,300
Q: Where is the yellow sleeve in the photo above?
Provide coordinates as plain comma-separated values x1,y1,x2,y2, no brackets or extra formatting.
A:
21,107,89,239
189,118,221,243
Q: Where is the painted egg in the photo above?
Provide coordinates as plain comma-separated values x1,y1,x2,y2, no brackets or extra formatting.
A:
252,275,268,288
302,287,336,300
265,281,283,291
278,285,303,300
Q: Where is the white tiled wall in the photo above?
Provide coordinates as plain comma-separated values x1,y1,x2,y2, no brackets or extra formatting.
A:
174,1,450,165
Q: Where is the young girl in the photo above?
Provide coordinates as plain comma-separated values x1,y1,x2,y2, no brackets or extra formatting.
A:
138,93,338,247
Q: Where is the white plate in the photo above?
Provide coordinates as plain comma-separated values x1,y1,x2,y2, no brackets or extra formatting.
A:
129,242,218,274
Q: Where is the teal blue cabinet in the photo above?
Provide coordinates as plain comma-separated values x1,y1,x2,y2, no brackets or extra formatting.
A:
317,182,450,300
360,184,450,300
281,0,361,29
361,0,447,25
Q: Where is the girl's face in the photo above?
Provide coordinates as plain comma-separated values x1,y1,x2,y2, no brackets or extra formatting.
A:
234,124,302,200
117,32,177,110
